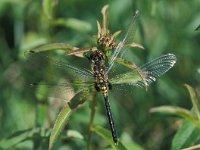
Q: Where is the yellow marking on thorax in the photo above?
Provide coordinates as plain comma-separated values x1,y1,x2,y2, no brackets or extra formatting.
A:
99,79,103,83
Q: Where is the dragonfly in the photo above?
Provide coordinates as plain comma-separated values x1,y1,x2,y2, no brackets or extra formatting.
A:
25,6,177,145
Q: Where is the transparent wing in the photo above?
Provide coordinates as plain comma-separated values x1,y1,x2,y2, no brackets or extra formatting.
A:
136,53,177,87
25,50,93,82
24,49,94,100
106,10,140,74
28,79,93,102
110,53,177,88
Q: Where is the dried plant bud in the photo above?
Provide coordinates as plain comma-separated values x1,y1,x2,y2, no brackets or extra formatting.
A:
97,33,117,51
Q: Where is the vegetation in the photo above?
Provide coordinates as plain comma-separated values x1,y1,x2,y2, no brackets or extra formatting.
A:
0,0,200,150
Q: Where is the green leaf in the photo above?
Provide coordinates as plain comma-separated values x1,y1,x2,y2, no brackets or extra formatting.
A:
171,120,200,150
36,104,48,127
110,58,147,88
150,106,200,127
120,133,144,150
24,43,77,55
0,128,51,149
67,47,95,57
65,130,84,140
67,90,89,109
43,0,54,19
49,89,88,149
49,104,72,150
93,126,127,150
125,42,144,50
185,84,200,120
20,32,48,51
0,130,30,149
54,18,92,33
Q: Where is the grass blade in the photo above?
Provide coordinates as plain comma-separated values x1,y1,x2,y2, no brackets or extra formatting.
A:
54,18,92,33
150,106,200,127
185,84,200,120
43,0,54,19
171,120,200,150
0,128,51,149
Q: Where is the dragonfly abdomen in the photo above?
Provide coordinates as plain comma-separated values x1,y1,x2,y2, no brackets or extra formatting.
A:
104,95,118,144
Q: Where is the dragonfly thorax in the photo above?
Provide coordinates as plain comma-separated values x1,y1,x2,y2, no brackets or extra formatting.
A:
90,50,109,96
90,50,105,63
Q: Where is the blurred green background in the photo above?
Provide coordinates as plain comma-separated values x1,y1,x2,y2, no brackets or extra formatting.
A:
0,0,200,149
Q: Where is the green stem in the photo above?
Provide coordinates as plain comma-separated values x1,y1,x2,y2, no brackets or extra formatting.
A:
87,91,98,150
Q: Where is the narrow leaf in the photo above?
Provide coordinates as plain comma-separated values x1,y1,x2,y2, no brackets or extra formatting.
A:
49,90,88,149
171,120,200,150
25,43,77,55
43,0,53,19
150,106,200,127
54,18,92,33
101,5,109,33
93,126,127,150
112,31,121,38
66,130,84,140
126,42,145,50
67,47,96,57
0,128,51,149
49,104,72,150
183,144,200,150
97,21,101,38
120,133,144,150
0,131,30,149
185,84,200,120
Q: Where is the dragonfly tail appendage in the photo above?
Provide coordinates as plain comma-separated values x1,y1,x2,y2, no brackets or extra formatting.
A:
104,95,118,144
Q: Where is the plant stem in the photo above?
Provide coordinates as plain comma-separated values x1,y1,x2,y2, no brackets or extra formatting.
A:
87,91,98,150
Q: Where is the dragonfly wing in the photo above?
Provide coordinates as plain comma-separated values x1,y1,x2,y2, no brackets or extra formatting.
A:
109,57,148,87
28,79,94,102
110,71,143,86
110,53,176,88
25,50,93,82
136,53,177,87
24,49,95,101
106,10,140,74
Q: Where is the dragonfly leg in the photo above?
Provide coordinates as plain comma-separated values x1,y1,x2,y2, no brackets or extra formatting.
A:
84,51,92,60
95,83,101,92
108,81,112,90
